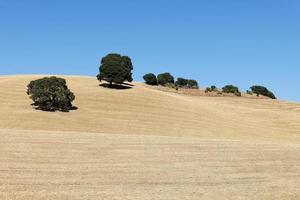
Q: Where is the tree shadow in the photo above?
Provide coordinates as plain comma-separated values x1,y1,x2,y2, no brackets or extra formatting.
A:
99,83,133,90
31,104,78,112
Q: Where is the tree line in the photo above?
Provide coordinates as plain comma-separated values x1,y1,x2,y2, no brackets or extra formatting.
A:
143,73,199,89
26,53,277,112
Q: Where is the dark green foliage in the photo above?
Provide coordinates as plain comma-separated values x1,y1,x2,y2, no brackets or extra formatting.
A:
97,53,133,85
250,85,276,99
157,73,174,85
211,85,217,91
205,85,218,93
27,77,76,112
187,79,199,89
222,85,241,96
175,77,189,87
175,78,198,89
143,73,157,85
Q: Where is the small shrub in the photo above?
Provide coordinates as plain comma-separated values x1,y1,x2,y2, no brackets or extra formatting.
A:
246,90,253,95
27,77,76,112
205,87,210,93
157,73,174,85
143,73,157,85
205,85,218,93
250,85,276,99
211,85,217,91
222,85,241,96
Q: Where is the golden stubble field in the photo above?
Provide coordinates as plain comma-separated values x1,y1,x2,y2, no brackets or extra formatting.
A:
0,75,300,199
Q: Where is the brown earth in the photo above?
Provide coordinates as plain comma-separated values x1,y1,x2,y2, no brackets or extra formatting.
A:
0,75,300,199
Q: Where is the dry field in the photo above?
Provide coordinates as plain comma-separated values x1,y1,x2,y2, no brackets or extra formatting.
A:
0,75,300,199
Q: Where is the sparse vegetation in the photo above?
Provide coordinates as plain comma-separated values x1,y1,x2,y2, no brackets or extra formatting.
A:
222,85,241,96
143,73,158,85
97,53,133,85
157,72,174,85
27,76,76,112
205,85,218,93
250,85,276,99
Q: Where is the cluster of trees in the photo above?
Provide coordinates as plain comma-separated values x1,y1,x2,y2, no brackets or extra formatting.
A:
26,53,277,112
205,85,241,96
143,72,198,89
205,84,276,98
27,53,135,112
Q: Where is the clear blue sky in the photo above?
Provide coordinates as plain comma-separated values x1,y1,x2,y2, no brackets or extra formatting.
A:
1,0,299,102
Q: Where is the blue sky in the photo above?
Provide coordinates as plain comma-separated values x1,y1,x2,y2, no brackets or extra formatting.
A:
0,0,299,102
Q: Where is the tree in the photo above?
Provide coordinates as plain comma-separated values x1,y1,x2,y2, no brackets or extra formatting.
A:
210,85,217,91
97,53,133,85
157,73,174,85
187,79,199,89
175,77,198,89
27,76,76,112
250,85,276,99
222,85,241,96
143,73,158,85
175,77,189,87
205,85,218,93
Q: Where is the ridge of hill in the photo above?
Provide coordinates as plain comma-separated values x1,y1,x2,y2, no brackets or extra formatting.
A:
1,75,300,199
0,75,299,143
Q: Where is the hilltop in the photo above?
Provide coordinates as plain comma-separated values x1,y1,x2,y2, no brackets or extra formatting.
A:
1,75,300,200
0,75,299,143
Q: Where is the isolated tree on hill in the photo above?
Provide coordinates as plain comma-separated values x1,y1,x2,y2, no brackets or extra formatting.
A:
157,72,174,85
250,85,276,99
27,76,76,112
97,53,133,85
143,73,158,85
222,85,241,96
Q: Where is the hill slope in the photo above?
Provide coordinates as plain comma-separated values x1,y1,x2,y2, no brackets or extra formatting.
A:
1,75,300,200
0,75,299,143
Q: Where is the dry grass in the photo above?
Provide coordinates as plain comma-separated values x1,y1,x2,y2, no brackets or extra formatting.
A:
1,75,300,199
145,84,269,99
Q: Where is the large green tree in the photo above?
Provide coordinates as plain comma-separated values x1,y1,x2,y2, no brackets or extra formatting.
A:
97,53,133,85
143,73,158,85
27,76,76,112
250,85,276,99
157,72,174,85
